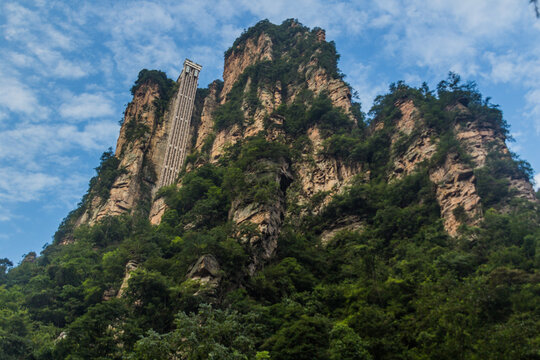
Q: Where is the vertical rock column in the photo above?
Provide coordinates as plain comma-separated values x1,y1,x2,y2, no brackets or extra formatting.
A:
158,59,202,188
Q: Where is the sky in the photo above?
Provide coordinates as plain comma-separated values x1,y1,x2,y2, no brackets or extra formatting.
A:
1,0,539,263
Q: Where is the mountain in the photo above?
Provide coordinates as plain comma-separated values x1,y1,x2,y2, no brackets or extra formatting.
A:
1,19,539,359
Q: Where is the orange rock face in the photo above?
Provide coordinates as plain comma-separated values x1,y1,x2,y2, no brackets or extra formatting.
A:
221,33,273,102
76,81,172,225
386,100,536,236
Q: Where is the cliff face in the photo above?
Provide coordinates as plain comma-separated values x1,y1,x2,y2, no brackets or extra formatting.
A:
75,79,172,226
385,98,536,236
385,100,482,235
178,21,359,267
72,19,537,269
221,32,273,101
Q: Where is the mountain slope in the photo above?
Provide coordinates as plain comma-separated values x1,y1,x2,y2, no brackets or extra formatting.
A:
1,19,539,360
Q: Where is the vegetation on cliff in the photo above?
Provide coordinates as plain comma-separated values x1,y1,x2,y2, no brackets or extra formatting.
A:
125,69,177,128
53,149,126,244
1,20,539,360
225,19,341,80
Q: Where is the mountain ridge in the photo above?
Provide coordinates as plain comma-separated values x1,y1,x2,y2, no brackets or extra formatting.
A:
1,19,539,359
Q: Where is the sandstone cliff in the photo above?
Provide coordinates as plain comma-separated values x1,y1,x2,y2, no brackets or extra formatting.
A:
67,20,537,275
74,79,172,226
173,20,360,267
384,96,536,236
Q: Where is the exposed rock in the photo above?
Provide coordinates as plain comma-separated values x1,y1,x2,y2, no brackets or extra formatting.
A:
148,197,167,225
394,100,418,135
210,83,285,162
453,105,536,201
392,135,437,179
453,103,507,168
210,124,243,162
22,252,37,263
230,160,293,273
244,86,277,137
301,58,352,115
385,101,473,234
386,99,537,236
186,254,221,288
295,126,361,211
389,101,436,180
194,80,221,152
55,331,67,343
429,154,482,236
316,29,326,42
509,178,537,201
221,32,273,101
76,81,172,225
102,288,116,301
320,216,364,245
116,260,138,298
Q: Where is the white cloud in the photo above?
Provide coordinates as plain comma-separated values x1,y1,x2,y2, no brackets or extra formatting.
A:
0,121,118,168
485,52,540,85
524,89,540,133
3,3,80,51
2,3,91,79
482,51,540,133
0,167,60,202
59,92,116,120
235,0,369,37
30,46,90,79
534,174,540,191
369,0,535,76
58,121,119,150
0,205,12,222
7,51,36,68
0,75,49,117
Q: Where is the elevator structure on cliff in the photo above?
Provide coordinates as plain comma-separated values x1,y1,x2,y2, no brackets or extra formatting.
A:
158,59,202,188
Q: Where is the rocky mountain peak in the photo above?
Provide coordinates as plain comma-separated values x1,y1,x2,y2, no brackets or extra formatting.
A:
58,20,537,272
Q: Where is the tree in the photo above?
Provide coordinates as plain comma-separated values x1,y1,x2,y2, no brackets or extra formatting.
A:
328,323,372,360
127,304,263,360
531,0,540,17
0,258,13,283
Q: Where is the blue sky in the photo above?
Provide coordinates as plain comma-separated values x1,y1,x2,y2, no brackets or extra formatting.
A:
1,0,539,263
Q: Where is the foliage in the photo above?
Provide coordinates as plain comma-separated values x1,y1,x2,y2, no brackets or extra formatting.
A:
130,69,175,99
213,98,245,131
3,148,540,360
476,150,535,208
276,93,353,137
123,118,150,143
126,304,265,359
88,149,126,201
53,148,126,244
225,19,342,79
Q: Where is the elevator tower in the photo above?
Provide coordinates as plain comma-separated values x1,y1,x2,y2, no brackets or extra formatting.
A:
158,59,202,188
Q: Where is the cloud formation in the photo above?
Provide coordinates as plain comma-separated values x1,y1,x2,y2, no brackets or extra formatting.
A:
0,167,60,203
0,74,48,117
59,92,116,120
